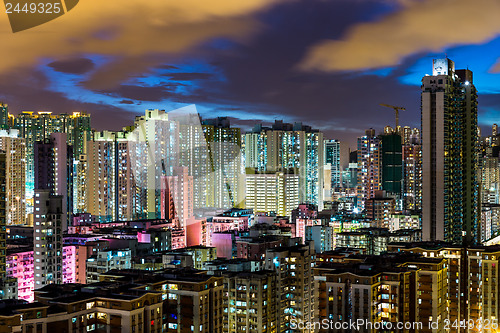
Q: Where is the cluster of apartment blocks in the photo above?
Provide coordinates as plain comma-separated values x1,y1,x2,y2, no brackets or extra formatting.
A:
3,204,326,302
0,104,425,242
3,240,500,333
315,242,500,333
0,105,329,227
0,240,315,333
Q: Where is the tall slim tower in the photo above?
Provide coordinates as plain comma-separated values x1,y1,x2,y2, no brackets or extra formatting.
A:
381,133,403,197
324,139,341,191
421,58,479,244
161,167,194,227
34,189,64,287
34,133,73,230
0,130,26,225
0,152,6,279
134,109,179,219
203,117,242,209
357,129,381,209
0,103,9,130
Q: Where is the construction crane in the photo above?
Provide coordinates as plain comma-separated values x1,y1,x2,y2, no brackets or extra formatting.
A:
380,103,405,129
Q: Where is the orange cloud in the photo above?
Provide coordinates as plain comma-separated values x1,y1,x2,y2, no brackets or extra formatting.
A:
490,58,500,73
0,0,281,87
300,0,500,71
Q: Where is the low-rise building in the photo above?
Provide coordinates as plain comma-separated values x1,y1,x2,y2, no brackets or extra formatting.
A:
86,249,132,283
162,246,217,270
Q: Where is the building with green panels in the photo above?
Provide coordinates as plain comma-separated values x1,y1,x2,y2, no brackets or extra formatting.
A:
0,103,8,130
381,133,403,195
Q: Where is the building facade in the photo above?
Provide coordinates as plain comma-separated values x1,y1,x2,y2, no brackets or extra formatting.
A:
357,129,381,209
33,190,64,288
245,170,299,217
421,58,479,244
0,130,26,225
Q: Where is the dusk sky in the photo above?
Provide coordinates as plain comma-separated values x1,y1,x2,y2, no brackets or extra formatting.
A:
1,0,500,147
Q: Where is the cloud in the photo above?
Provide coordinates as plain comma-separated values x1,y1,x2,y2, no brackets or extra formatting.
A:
165,72,214,81
82,56,165,90
490,58,500,73
119,99,135,105
0,0,283,88
300,0,500,71
47,58,95,74
108,85,173,102
0,68,134,131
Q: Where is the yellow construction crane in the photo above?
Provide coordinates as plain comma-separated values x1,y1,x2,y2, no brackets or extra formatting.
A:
379,103,405,129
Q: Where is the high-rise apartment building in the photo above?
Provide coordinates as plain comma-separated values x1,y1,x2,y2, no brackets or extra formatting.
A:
0,103,8,130
244,127,267,171
203,117,243,209
161,166,194,226
388,242,500,333
380,133,402,198
245,120,324,209
34,132,73,230
73,153,88,214
1,282,164,333
134,109,180,218
33,189,64,288
401,127,420,145
85,131,140,222
403,143,422,211
12,111,91,201
315,253,448,333
0,153,5,280
364,191,396,228
0,152,15,300
315,263,415,333
480,147,500,204
0,130,26,225
170,109,210,210
481,204,500,242
245,170,299,217
265,243,316,332
223,271,279,333
324,139,341,191
357,129,381,209
137,269,224,333
421,58,479,244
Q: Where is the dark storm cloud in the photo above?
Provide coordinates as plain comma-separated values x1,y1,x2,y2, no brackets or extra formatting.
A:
182,0,422,144
0,69,134,132
158,65,179,70
47,58,95,74
301,0,500,71
3,0,499,148
119,99,135,104
477,93,500,134
109,85,174,102
164,73,214,81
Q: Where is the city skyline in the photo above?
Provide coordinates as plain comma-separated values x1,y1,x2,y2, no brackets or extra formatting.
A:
0,0,500,147
2,2,500,331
